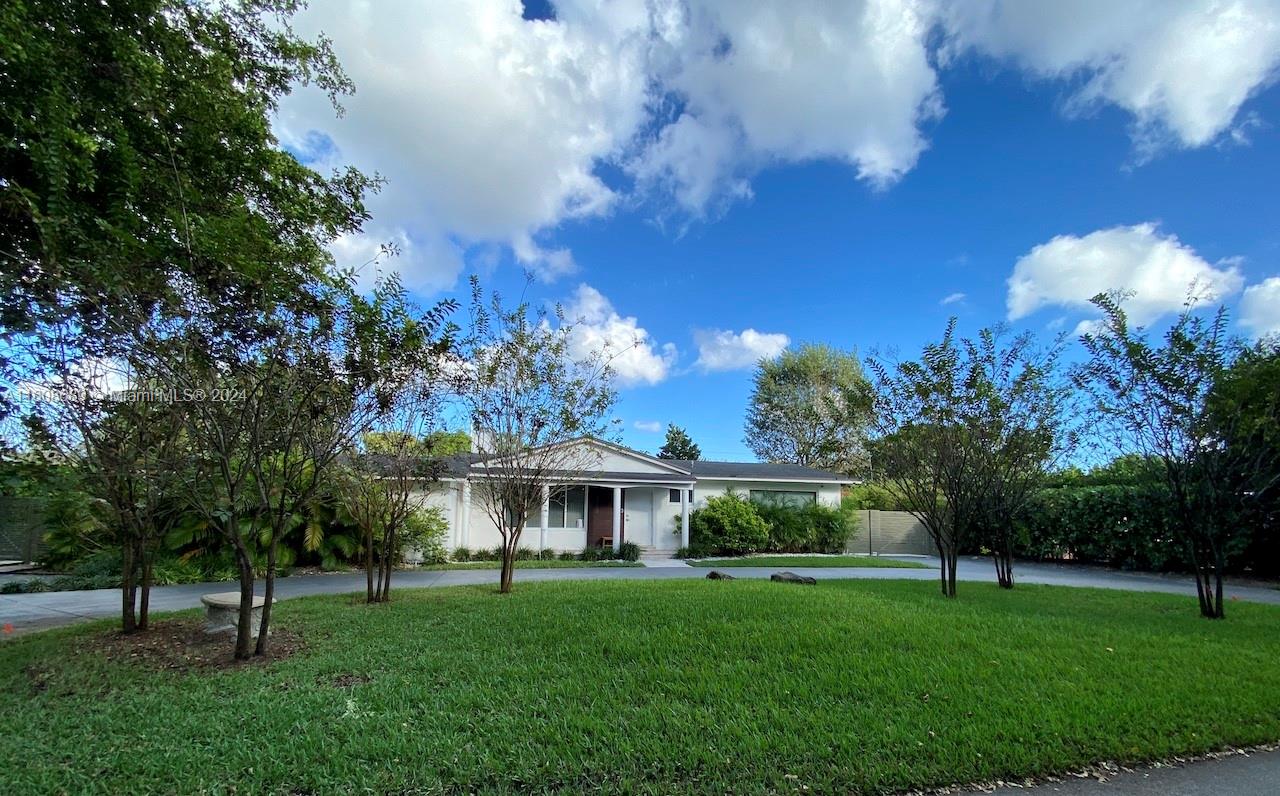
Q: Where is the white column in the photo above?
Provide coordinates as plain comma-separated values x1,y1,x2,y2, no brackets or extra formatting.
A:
460,480,472,548
612,486,622,552
540,485,550,553
680,487,690,549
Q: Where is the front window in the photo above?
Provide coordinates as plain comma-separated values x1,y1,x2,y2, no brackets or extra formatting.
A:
668,489,694,503
749,489,817,508
547,485,586,528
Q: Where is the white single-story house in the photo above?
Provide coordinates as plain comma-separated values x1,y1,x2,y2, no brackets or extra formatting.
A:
415,438,851,554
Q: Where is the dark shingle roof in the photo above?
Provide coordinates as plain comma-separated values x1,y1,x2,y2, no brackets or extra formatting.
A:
669,460,849,483
426,451,847,484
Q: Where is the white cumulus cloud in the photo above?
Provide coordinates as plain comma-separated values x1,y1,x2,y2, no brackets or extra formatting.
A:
1240,277,1280,339
938,0,1280,156
633,420,663,433
278,0,657,285
940,292,966,305
563,285,677,387
693,328,790,371
1006,223,1245,331
274,1,1280,287
634,0,944,215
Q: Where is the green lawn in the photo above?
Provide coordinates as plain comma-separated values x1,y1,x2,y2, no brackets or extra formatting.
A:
4,580,1280,794
422,559,642,570
689,554,929,569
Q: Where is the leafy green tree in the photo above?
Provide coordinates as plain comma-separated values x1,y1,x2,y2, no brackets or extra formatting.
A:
362,429,469,456
145,275,454,658
657,424,701,460
1076,293,1279,618
424,430,472,456
1204,342,1280,576
744,344,872,474
456,276,618,594
867,321,1071,596
1,0,375,413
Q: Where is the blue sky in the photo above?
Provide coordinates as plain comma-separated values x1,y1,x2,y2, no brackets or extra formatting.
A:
278,1,1280,461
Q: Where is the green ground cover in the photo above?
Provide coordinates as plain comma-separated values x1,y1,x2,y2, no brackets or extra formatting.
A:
3,580,1279,794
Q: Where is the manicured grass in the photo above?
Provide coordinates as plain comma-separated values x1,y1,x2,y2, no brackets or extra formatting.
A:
422,559,642,570
689,554,929,569
4,581,1280,794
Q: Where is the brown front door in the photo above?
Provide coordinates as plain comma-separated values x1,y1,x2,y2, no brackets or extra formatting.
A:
586,487,624,547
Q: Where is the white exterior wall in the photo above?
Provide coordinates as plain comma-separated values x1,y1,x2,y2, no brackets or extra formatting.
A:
423,474,844,557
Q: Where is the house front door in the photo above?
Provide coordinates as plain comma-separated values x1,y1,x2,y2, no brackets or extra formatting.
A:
586,487,623,547
623,487,654,546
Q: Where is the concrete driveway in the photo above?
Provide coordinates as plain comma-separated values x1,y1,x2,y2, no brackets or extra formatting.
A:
3,555,1277,635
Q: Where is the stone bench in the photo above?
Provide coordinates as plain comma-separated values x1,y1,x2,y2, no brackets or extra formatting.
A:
200,592,274,637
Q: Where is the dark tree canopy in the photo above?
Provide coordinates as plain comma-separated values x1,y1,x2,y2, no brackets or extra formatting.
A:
744,343,872,474
1075,293,1279,619
1,0,375,385
657,424,701,460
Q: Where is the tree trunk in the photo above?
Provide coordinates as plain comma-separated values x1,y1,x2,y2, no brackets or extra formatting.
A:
992,533,1014,589
232,544,255,661
255,540,277,656
499,534,515,594
378,528,395,603
138,546,154,630
946,548,958,598
365,527,376,604
121,540,137,634
934,537,950,598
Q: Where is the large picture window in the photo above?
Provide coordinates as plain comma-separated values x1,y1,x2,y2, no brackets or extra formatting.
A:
668,488,694,503
547,485,586,528
749,489,817,508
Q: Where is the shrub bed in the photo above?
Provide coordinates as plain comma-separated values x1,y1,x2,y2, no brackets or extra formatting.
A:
684,492,856,557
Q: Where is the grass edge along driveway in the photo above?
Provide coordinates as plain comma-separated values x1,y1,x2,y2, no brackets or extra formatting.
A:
688,554,928,568
3,579,1279,794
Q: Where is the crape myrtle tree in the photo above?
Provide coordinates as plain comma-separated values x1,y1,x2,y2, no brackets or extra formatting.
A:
868,322,979,598
867,321,1071,596
455,276,618,594
959,328,1075,588
657,424,701,460
1205,344,1280,573
1076,293,1280,619
745,344,873,475
16,343,187,633
1,0,376,421
142,275,451,658
335,379,454,605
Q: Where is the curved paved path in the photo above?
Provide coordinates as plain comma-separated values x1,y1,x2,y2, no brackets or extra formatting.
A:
3,555,1278,635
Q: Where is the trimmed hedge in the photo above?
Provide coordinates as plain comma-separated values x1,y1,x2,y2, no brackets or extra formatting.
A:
687,493,857,557
1012,484,1186,571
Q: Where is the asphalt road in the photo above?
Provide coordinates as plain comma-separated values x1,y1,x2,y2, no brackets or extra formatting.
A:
3,555,1278,634
958,748,1280,795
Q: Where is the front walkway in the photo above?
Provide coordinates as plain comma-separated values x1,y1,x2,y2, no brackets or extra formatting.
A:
3,556,1277,635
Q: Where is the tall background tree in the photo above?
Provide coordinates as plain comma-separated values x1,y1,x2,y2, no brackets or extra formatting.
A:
657,424,701,460
744,344,872,474
1077,293,1280,619
455,277,618,594
1,0,391,651
1,0,374,419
